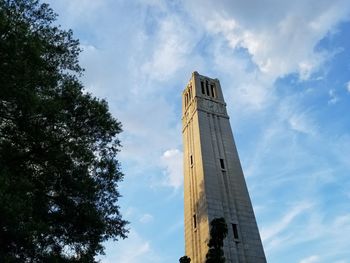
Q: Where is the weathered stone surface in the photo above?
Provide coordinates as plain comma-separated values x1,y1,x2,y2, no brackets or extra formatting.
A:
182,72,266,263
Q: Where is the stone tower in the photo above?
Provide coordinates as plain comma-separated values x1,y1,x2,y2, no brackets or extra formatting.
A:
182,72,266,263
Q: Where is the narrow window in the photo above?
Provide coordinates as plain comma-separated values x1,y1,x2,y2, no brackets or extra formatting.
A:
232,224,239,239
193,214,197,228
190,155,193,167
210,84,216,97
185,93,188,107
201,81,205,94
205,81,209,96
220,158,225,170
189,86,192,99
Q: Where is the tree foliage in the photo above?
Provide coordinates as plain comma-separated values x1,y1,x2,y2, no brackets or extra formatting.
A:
205,217,228,263
179,255,191,263
0,0,128,261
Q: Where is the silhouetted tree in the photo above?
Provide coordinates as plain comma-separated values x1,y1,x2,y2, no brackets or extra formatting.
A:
0,0,128,261
179,255,191,263
205,217,228,263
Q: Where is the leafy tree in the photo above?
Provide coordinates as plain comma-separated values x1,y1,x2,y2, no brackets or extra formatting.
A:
0,0,128,261
179,255,191,263
205,217,228,263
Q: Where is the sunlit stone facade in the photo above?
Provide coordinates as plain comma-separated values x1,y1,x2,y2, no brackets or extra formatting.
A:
182,72,266,263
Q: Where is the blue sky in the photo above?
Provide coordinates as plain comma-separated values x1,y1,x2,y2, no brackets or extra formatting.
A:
46,1,350,262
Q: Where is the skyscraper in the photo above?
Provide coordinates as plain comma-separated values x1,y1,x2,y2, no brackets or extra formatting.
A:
182,72,266,263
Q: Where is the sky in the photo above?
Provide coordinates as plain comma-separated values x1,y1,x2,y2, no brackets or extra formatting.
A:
45,1,350,262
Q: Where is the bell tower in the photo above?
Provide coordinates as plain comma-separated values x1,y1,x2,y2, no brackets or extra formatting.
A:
182,72,266,263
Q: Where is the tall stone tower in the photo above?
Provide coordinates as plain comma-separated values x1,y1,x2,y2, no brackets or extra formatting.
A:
182,72,266,263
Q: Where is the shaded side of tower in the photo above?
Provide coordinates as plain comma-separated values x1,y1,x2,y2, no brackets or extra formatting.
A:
182,71,266,263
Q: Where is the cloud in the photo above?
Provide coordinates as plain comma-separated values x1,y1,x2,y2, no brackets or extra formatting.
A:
333,214,350,229
299,255,320,263
140,17,195,82
47,0,109,30
160,149,183,189
261,202,312,242
118,96,179,167
288,112,316,135
98,230,162,263
328,89,339,104
346,81,350,92
139,213,154,224
186,0,350,80
63,0,106,17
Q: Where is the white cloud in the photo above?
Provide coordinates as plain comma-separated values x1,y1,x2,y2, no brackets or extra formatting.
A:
124,207,136,218
47,0,108,29
139,0,166,10
64,0,106,16
209,43,277,112
187,0,350,80
333,214,350,229
141,18,192,82
98,230,162,263
135,7,204,85
139,213,154,224
265,96,319,137
299,255,320,263
346,81,350,92
288,112,317,135
234,82,272,110
328,89,339,104
261,202,312,242
160,149,183,189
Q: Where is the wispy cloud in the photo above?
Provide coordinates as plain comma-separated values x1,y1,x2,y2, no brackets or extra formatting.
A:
261,202,312,242
139,213,154,224
140,17,195,82
186,0,350,80
328,89,339,104
346,81,350,92
98,230,162,263
160,149,183,189
288,112,317,135
299,255,320,263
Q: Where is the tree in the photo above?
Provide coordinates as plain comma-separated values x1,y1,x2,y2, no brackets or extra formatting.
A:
205,217,228,263
0,0,128,261
179,255,191,263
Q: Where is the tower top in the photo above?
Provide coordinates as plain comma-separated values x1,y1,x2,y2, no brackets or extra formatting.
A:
184,72,224,101
191,71,219,81
182,72,226,118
